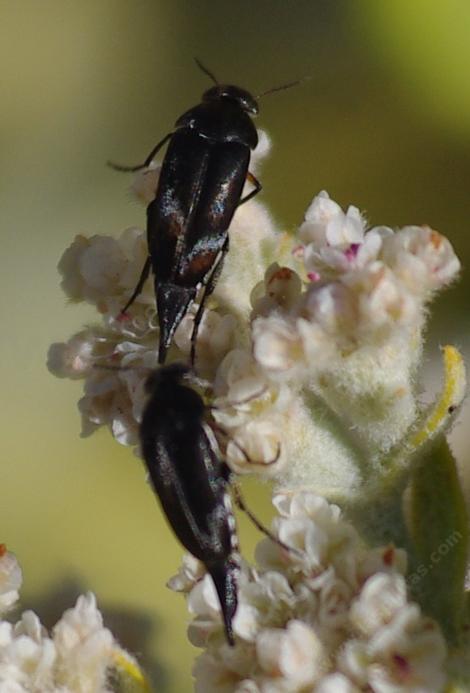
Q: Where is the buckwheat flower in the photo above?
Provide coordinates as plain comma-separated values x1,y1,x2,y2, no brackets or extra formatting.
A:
0,556,148,693
130,162,161,204
173,308,238,379
303,224,389,280
187,575,234,648
316,672,357,692
226,418,284,474
0,546,22,616
49,327,160,445
255,494,360,589
49,163,467,690
349,573,408,636
234,572,298,639
59,228,152,318
173,491,447,692
1,611,56,692
255,620,327,687
340,589,447,691
250,264,303,318
48,329,108,379
339,264,422,356
167,553,206,594
381,225,461,294
210,349,310,474
52,593,115,691
298,191,366,248
50,174,463,490
301,281,357,347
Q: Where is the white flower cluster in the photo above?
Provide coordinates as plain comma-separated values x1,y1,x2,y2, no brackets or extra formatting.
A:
0,545,134,692
168,492,446,692
251,192,460,474
253,192,459,372
48,182,461,495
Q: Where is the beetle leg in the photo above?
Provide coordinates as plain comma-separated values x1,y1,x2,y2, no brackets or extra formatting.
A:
190,237,230,365
107,132,173,172
238,171,262,206
231,481,303,557
119,256,152,316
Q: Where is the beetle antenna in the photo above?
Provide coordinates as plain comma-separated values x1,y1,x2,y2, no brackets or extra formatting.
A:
257,76,310,99
194,57,219,85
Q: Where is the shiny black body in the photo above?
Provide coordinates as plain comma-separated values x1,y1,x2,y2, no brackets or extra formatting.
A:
118,82,261,363
140,364,238,645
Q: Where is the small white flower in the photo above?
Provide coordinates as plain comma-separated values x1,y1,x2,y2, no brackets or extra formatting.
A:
47,330,103,379
167,553,205,593
299,191,366,248
381,225,460,294
52,593,115,692
226,418,284,473
58,228,152,316
301,281,357,343
304,225,389,281
0,634,56,691
251,264,302,318
187,573,231,647
174,307,237,378
256,620,327,687
193,650,249,693
316,672,358,692
235,572,297,640
342,262,418,337
130,162,161,204
252,315,304,374
350,573,408,637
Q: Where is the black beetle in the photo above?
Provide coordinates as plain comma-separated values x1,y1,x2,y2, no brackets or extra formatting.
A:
140,362,240,644
112,60,263,364
139,362,297,645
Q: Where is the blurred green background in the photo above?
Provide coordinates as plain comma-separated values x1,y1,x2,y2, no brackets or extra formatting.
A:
1,1,469,690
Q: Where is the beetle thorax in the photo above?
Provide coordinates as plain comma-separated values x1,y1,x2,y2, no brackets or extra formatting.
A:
202,85,259,116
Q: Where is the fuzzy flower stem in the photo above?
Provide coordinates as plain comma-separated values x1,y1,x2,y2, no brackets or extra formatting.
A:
301,388,370,483
303,346,466,552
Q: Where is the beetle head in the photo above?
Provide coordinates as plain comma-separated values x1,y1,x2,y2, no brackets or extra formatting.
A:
202,85,259,116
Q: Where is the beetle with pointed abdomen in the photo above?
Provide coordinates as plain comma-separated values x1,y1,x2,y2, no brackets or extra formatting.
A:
140,363,240,644
112,60,261,364
111,60,300,364
139,362,295,645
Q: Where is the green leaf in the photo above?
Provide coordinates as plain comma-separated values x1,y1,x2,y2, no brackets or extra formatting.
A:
408,436,469,643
